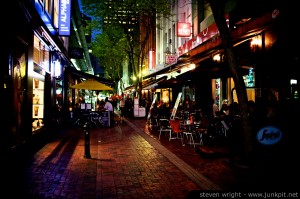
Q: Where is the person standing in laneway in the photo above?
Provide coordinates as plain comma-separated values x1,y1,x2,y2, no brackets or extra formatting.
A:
119,97,125,123
104,97,114,126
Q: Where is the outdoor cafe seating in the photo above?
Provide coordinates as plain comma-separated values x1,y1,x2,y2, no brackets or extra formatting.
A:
158,118,172,140
71,103,112,128
180,119,204,147
168,119,184,145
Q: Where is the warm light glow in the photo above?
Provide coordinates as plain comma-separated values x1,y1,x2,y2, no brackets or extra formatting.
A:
56,88,62,94
54,60,61,77
189,63,196,69
213,54,221,62
142,69,147,76
251,35,262,48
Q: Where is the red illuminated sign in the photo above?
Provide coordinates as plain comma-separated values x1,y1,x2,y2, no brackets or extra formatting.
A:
177,22,191,37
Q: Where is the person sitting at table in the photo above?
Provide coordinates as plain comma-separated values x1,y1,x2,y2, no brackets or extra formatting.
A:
104,97,113,111
97,99,105,112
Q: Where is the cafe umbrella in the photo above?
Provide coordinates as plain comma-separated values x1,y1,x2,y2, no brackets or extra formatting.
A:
70,78,113,112
70,78,113,91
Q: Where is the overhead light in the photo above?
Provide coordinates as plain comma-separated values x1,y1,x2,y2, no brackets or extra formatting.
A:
213,54,221,62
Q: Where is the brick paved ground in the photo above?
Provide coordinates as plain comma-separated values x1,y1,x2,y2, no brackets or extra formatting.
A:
2,113,299,199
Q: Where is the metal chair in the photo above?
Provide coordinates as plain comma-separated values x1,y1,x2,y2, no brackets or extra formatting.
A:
193,118,210,146
158,119,172,140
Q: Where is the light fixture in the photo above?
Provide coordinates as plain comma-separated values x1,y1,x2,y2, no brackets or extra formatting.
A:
250,35,262,49
189,63,196,69
56,88,62,95
213,54,221,62
54,60,61,77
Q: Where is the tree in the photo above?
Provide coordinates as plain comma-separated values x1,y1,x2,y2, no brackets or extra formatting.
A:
208,0,254,164
81,0,172,98
91,25,127,93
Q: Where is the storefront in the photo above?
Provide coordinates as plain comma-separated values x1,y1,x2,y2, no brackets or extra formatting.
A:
0,0,70,152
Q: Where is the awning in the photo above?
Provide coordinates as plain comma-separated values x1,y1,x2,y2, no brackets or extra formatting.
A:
155,77,192,89
123,76,167,92
143,76,167,90
142,54,191,79
176,58,251,80
66,66,114,86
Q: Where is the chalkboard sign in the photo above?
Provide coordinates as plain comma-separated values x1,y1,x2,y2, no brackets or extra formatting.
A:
170,92,182,119
98,111,110,127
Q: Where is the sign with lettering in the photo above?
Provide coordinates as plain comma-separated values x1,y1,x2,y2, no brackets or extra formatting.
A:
69,47,84,59
177,22,191,37
256,126,283,145
166,55,178,64
59,0,71,36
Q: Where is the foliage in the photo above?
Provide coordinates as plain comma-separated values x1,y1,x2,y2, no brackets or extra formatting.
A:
91,24,127,91
80,0,172,96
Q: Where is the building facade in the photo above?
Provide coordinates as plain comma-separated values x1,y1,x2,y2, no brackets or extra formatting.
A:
0,0,108,154
144,0,299,117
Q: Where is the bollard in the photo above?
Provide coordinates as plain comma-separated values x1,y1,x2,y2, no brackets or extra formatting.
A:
83,122,91,158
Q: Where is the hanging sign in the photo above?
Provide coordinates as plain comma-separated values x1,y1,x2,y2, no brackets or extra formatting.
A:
59,0,71,36
177,22,191,37
166,55,178,64
69,47,84,59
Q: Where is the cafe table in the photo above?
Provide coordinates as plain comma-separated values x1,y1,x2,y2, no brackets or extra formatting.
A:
180,120,197,147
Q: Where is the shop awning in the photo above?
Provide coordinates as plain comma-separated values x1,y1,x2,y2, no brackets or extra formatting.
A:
143,76,167,90
155,77,192,89
123,76,167,92
66,66,114,86
176,58,251,80
142,54,191,79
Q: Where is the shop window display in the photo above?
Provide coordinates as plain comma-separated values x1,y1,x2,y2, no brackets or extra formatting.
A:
32,78,44,131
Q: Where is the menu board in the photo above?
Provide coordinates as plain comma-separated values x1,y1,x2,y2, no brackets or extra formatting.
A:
98,111,110,127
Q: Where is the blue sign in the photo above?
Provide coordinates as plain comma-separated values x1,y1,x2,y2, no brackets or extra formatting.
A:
34,0,56,35
256,126,283,145
59,0,71,36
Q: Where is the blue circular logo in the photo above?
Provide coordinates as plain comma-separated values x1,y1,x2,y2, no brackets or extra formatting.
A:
256,126,283,145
